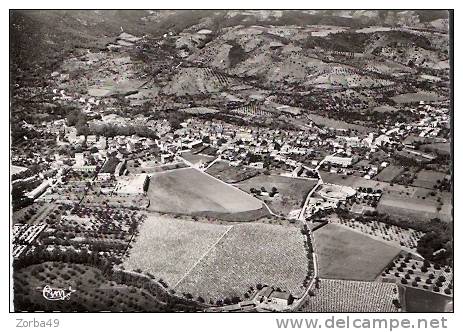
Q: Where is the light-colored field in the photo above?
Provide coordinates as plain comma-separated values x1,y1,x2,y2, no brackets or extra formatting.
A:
299,279,399,312
306,114,372,133
88,79,146,97
175,223,309,301
236,175,318,216
147,168,263,214
180,107,221,114
391,91,444,104
313,223,401,281
377,196,452,223
373,105,398,113
123,214,231,287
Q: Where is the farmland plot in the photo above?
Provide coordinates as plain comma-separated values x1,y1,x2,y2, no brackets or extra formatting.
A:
175,223,308,301
412,170,447,189
147,168,263,215
330,219,424,252
180,151,216,166
299,279,399,312
205,160,260,183
124,215,231,287
375,165,404,182
378,196,451,223
236,175,318,216
313,223,400,281
381,254,453,297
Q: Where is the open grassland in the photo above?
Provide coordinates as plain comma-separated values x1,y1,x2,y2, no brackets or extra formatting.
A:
123,214,230,287
205,160,261,183
147,168,263,215
313,223,400,281
299,279,399,312
174,223,309,301
236,175,318,216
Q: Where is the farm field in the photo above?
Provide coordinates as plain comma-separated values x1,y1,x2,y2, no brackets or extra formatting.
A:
179,106,220,114
381,254,453,297
236,175,318,216
306,113,372,133
401,286,453,312
375,165,404,182
147,167,263,215
175,223,309,302
123,214,231,287
378,196,452,223
320,171,452,222
391,91,444,104
205,160,260,183
330,219,424,252
299,279,399,312
412,170,447,189
420,143,450,156
313,223,400,281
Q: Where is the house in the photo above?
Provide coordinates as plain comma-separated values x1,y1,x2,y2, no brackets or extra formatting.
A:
269,291,292,306
256,286,273,303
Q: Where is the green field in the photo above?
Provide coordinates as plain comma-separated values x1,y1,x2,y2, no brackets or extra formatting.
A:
313,223,401,281
147,168,263,215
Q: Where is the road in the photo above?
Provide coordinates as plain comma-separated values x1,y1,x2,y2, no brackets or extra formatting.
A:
298,179,323,221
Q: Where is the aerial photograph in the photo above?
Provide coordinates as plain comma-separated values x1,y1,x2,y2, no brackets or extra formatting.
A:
10,9,452,313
